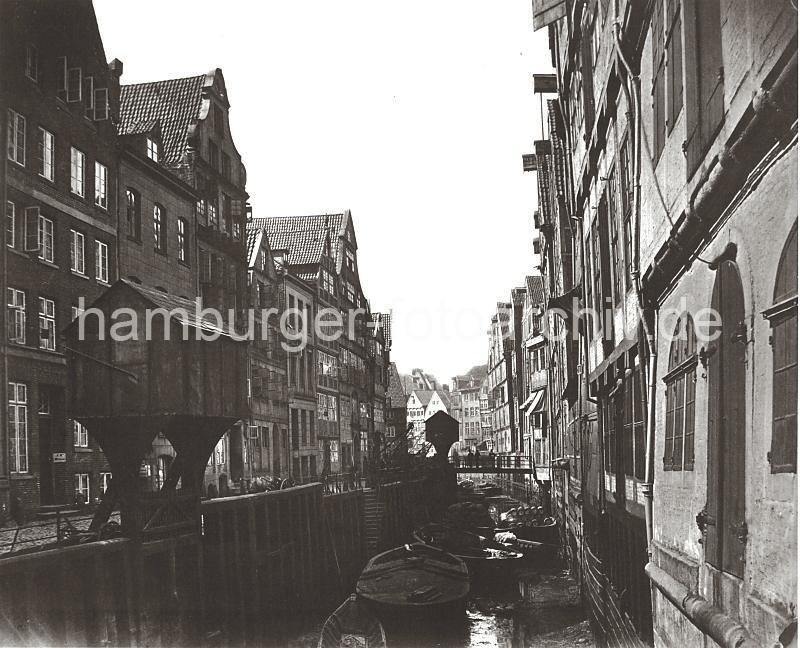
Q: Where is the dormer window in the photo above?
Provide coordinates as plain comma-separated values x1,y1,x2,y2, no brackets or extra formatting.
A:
146,138,159,163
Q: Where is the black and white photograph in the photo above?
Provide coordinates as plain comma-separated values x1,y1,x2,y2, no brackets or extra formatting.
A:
0,0,797,645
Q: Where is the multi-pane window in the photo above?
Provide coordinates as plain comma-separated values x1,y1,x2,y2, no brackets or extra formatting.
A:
37,128,54,181
70,147,85,196
665,0,683,132
9,382,28,473
322,269,335,295
38,214,54,262
177,218,187,262
95,240,108,283
346,249,355,271
70,229,85,274
74,473,90,505
146,137,158,162
7,109,25,165
6,201,15,249
94,162,108,209
7,288,26,344
100,472,112,494
768,224,798,473
663,314,697,470
39,297,56,350
208,201,218,228
73,419,89,447
38,389,51,415
126,188,141,239
25,45,38,81
153,204,164,251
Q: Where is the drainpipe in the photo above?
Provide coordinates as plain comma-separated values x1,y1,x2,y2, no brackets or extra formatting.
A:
645,563,761,648
613,19,658,554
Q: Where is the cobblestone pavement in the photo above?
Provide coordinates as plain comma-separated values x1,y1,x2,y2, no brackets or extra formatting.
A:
0,511,120,555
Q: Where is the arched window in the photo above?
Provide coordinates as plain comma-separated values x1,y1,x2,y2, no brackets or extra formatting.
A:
663,313,697,470
767,222,798,473
125,188,141,240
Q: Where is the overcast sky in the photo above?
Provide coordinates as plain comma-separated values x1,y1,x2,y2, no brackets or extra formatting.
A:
94,0,552,382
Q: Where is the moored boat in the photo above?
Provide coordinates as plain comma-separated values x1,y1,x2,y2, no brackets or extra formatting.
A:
356,543,470,615
318,594,387,648
412,523,524,571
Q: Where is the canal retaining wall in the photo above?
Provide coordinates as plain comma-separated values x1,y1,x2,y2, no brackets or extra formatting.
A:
0,479,429,645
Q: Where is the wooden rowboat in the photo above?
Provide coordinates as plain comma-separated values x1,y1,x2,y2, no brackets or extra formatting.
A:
356,543,470,613
318,594,387,648
412,523,524,568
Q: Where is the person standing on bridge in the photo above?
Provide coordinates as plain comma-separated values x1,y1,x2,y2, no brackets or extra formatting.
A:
488,449,496,468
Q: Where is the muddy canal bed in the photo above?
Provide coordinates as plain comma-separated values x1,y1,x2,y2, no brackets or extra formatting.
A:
276,565,598,647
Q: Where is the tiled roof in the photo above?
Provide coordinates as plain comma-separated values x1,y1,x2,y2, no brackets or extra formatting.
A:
294,270,318,283
387,362,406,407
250,215,344,267
246,227,261,267
120,74,206,167
413,389,435,406
526,275,545,305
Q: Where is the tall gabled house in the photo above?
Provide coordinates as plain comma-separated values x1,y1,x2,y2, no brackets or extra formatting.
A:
1,0,119,511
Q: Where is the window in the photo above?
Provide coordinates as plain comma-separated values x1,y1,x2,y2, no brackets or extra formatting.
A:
83,76,94,119
70,229,85,274
651,0,666,161
67,67,82,103
607,169,622,304
663,314,697,470
208,200,218,228
209,141,219,170
177,218,188,263
38,389,51,415
153,204,164,251
39,297,56,350
685,0,724,174
95,240,108,283
346,249,356,272
73,420,89,448
126,188,141,239
38,214,54,263
71,304,84,321
322,269,335,295
37,127,54,181
94,162,108,209
222,153,231,180
666,0,683,132
100,472,112,494
74,473,90,505
25,44,38,81
146,137,158,162
6,201,15,248
7,288,26,344
619,134,633,291
70,147,85,196
221,193,231,234
93,88,109,121
9,383,28,473
768,223,798,473
7,109,25,165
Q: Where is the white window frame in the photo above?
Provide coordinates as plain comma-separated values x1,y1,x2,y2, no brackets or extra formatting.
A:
70,147,85,197
38,214,53,263
9,382,28,473
6,201,15,249
70,229,85,274
177,218,187,262
94,161,107,209
95,240,108,283
74,473,90,504
73,420,89,448
153,204,164,251
39,296,56,351
38,127,54,181
7,288,26,344
100,472,112,494
7,109,25,166
71,305,84,321
146,138,158,163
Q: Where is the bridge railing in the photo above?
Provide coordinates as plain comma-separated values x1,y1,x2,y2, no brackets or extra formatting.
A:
448,453,537,471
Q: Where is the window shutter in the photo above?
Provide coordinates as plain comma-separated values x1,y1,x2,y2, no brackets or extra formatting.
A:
56,56,68,100
67,67,82,102
83,76,94,118
24,207,40,252
94,88,108,121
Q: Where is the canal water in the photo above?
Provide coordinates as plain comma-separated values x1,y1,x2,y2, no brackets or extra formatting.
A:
274,563,598,647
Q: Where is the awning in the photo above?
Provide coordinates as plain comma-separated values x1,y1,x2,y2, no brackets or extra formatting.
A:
525,389,546,417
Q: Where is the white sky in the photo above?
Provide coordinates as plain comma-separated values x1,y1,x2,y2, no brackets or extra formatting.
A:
93,0,553,382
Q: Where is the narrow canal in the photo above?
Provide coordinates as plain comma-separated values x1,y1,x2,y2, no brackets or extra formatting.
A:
276,564,598,647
